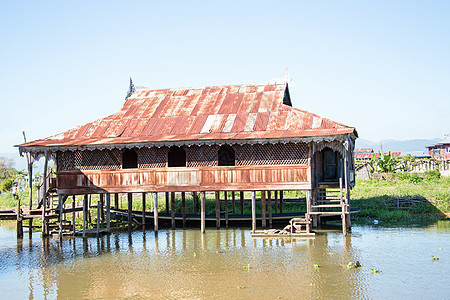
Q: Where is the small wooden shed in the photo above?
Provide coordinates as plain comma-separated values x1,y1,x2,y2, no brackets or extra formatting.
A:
18,80,357,235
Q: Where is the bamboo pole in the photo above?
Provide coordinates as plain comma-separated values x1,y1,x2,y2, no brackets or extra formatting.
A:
153,192,158,232
200,191,206,233
251,191,256,233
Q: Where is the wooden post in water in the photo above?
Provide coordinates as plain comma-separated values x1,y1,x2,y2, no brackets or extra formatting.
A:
193,192,198,213
83,194,87,237
261,191,266,228
268,191,272,227
240,191,244,215
200,191,206,233
58,194,64,239
165,192,169,214
274,191,278,214
16,195,23,238
142,192,146,227
72,195,76,235
224,192,228,228
182,192,186,229
231,191,235,214
280,190,284,214
99,194,105,222
87,195,92,224
251,191,256,233
171,192,176,229
153,192,158,232
114,193,119,209
106,193,111,233
128,193,133,228
306,190,312,221
96,201,100,236
215,191,220,228
41,150,49,236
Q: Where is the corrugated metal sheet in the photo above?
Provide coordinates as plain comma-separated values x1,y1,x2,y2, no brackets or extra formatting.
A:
18,82,356,149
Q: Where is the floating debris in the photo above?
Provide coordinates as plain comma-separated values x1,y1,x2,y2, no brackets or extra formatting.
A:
346,261,363,269
439,248,444,250
243,264,251,270
327,252,334,255
313,264,320,270
432,256,439,261
237,286,246,289
371,269,382,274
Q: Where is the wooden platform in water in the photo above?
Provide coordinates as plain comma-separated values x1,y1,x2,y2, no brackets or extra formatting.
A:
251,230,315,238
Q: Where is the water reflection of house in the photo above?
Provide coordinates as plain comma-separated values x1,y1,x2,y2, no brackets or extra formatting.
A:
17,79,357,235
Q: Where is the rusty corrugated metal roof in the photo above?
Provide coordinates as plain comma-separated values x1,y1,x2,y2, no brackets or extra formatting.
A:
18,82,356,149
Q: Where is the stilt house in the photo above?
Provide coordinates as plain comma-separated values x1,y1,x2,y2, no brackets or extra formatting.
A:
17,79,357,234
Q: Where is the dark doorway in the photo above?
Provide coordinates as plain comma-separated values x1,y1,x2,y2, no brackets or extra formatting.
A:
168,146,186,167
323,148,338,181
218,145,235,166
123,149,138,169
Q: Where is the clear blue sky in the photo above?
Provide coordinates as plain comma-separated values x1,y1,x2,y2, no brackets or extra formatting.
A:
1,0,449,155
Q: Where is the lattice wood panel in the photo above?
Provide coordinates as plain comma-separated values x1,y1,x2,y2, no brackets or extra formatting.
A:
57,151,75,171
187,145,218,167
235,142,308,166
138,147,168,168
73,149,122,170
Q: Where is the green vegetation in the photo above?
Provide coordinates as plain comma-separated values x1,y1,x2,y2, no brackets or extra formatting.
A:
352,172,450,224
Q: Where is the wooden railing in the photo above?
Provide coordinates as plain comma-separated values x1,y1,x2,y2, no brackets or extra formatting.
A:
56,165,311,194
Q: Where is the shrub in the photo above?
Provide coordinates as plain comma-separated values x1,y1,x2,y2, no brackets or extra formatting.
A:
409,173,423,184
0,178,14,192
424,169,441,181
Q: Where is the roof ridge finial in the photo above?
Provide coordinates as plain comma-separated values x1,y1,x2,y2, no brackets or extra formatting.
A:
125,77,136,100
283,67,290,83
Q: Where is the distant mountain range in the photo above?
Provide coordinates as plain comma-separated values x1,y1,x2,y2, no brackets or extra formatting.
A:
355,138,443,154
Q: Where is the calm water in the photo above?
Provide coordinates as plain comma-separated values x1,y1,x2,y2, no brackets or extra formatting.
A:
0,222,449,299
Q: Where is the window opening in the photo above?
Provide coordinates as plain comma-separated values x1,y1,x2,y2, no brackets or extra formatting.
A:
323,148,338,181
122,149,138,169
218,145,235,166
168,146,186,167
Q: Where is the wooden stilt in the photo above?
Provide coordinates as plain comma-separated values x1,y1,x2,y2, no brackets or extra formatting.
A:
274,191,278,214
171,192,176,229
87,195,92,224
215,191,220,228
106,193,111,233
72,195,76,235
128,193,133,227
41,150,49,236
142,192,146,227
153,192,158,232
280,190,284,214
251,191,256,233
165,192,169,214
261,191,266,228
16,195,23,238
231,191,235,214
96,201,100,236
193,192,198,214
306,190,312,220
200,191,206,233
182,192,186,229
224,192,228,228
99,194,105,222
58,194,64,239
82,194,87,237
114,193,119,209
240,191,244,215
268,191,272,227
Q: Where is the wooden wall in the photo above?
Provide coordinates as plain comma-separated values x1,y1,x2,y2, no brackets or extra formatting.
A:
56,165,311,194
